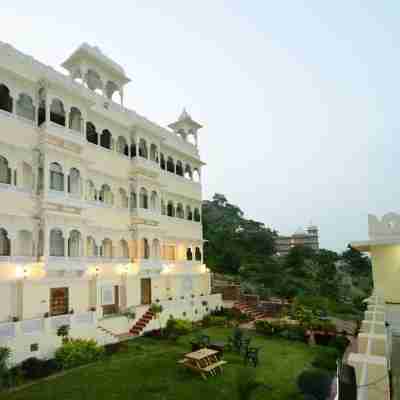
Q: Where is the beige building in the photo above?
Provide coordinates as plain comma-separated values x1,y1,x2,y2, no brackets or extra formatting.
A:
275,225,319,256
0,42,221,363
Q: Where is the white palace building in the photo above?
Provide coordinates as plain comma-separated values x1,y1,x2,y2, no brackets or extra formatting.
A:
0,42,221,363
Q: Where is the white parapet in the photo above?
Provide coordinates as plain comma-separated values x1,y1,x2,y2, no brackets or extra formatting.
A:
348,353,390,400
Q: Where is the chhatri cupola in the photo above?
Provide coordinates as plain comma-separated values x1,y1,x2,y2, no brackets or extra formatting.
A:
62,43,130,105
168,108,202,147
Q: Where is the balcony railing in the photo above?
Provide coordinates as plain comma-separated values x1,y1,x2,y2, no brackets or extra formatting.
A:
130,157,160,178
0,311,96,339
40,121,86,146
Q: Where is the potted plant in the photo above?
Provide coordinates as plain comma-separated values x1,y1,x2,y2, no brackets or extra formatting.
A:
89,306,96,312
168,297,173,301
150,303,164,333
202,300,208,307
57,324,70,343
180,296,184,300
155,298,160,303
122,306,136,320
191,294,195,298
11,316,19,322
69,309,74,314
43,312,49,318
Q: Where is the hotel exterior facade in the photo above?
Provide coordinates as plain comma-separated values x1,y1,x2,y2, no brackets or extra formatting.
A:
0,42,221,363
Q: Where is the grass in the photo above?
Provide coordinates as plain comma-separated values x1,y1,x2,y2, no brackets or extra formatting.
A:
1,327,333,400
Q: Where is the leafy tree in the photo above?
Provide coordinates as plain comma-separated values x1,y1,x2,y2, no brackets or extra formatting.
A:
341,245,371,276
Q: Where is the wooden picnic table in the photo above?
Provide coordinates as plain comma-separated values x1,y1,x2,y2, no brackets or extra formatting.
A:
179,348,227,380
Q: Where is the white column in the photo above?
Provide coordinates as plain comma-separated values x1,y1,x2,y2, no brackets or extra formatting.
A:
64,230,69,258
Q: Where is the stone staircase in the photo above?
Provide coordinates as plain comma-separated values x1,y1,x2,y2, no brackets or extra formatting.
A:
233,302,267,321
130,308,155,336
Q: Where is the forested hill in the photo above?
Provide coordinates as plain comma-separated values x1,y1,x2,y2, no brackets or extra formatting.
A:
202,193,372,304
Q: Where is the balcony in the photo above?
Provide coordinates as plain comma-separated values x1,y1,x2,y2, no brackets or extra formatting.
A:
45,256,87,272
39,121,86,147
130,157,160,178
136,259,163,275
130,208,160,226
45,190,86,209
0,256,37,265
163,261,206,275
160,170,201,200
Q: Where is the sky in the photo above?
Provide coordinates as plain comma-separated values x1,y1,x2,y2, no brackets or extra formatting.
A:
1,1,399,251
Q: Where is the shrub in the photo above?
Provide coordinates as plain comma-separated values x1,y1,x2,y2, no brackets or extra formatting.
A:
165,317,192,340
209,316,227,326
104,341,129,356
329,335,350,355
21,357,60,379
312,348,340,371
255,320,274,336
55,339,104,369
4,366,24,388
150,303,163,315
297,368,332,400
0,347,10,389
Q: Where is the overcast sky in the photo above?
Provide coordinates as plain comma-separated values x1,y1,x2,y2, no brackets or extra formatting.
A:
1,2,398,251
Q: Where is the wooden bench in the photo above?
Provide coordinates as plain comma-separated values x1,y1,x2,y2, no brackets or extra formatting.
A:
203,360,227,372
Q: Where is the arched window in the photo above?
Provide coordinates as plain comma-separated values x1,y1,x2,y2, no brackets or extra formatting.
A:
86,122,98,144
184,164,193,180
150,144,158,162
120,239,129,258
167,201,175,217
49,162,64,191
86,180,96,201
140,187,148,209
101,238,113,258
100,129,112,149
0,84,12,113
16,93,35,121
118,188,128,208
160,153,166,170
50,99,66,126
176,161,183,176
130,142,136,158
105,81,119,100
17,230,33,256
69,107,82,132
85,69,103,92
194,208,201,222
68,230,81,257
99,184,113,205
186,206,193,221
195,247,202,261
0,156,11,185
152,239,160,259
130,191,137,211
50,229,64,257
150,191,158,211
38,88,46,126
143,238,150,259
38,229,44,257
161,199,166,215
68,168,80,196
0,228,10,256
139,139,148,158
167,157,175,173
193,168,200,182
117,136,129,156
177,128,186,140
86,236,98,257
22,162,33,190
176,203,184,219
186,248,193,261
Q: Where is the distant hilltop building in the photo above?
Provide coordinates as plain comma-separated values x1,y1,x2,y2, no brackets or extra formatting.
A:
275,225,319,256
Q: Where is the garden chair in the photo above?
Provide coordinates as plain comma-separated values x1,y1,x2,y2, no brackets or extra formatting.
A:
244,347,261,367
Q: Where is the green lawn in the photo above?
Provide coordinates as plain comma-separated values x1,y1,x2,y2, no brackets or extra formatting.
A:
2,327,332,400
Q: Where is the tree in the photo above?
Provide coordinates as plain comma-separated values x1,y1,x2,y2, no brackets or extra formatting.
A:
202,193,276,274
341,245,371,276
